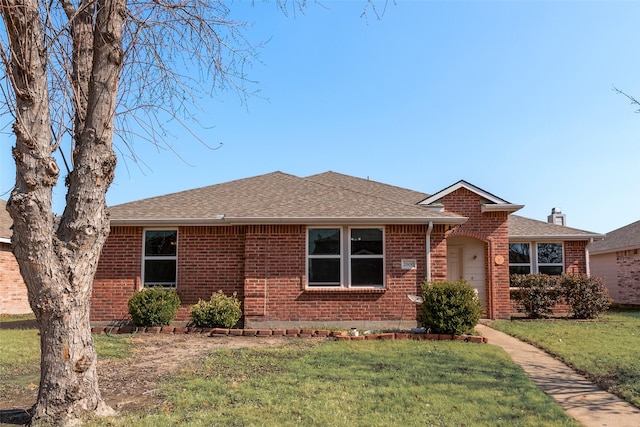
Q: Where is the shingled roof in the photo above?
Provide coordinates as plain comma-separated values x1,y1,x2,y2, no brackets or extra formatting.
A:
588,220,640,254
108,171,466,226
0,199,12,241
508,215,603,240
306,171,429,205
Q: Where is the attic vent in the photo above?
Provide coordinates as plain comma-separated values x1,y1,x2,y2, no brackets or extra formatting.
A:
548,208,566,226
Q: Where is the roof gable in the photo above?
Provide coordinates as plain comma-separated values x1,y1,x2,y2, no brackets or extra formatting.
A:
419,180,524,213
588,219,640,254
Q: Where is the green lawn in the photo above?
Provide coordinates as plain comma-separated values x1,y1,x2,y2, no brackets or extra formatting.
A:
490,309,640,408
87,340,579,427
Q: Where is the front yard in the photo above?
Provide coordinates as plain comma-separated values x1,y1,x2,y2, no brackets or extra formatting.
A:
3,309,639,425
1,322,579,427
84,338,579,427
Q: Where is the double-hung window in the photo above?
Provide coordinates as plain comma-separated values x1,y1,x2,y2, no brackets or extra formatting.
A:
143,229,177,288
536,243,564,275
508,243,531,275
307,228,342,286
307,227,385,288
509,242,564,283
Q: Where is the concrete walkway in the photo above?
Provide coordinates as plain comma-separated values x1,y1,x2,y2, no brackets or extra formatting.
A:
476,324,640,427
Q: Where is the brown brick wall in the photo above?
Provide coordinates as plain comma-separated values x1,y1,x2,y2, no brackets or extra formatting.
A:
92,226,248,322
243,224,428,326
565,240,588,275
617,249,640,305
441,188,511,319
92,226,142,321
92,224,440,325
0,242,31,314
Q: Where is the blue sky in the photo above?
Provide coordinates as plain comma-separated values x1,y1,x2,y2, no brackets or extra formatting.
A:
2,0,640,234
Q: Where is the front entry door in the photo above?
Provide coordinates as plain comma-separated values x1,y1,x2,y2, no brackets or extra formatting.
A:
447,246,463,282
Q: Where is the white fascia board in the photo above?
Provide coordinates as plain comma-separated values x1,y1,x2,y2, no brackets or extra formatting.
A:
419,180,513,206
110,216,469,226
509,234,605,242
0,237,11,244
481,204,525,213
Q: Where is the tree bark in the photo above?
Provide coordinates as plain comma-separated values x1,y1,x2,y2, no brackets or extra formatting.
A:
2,0,124,424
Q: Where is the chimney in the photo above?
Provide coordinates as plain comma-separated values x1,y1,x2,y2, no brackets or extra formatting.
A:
548,208,566,226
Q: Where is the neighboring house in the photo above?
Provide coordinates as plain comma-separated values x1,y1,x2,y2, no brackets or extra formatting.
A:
0,199,31,315
589,220,640,305
91,171,602,328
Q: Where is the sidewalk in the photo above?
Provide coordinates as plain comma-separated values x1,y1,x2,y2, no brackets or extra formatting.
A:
476,324,640,427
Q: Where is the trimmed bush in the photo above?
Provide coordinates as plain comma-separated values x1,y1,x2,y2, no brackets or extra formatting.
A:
127,287,181,327
559,274,611,319
510,274,559,318
417,280,481,335
190,291,242,328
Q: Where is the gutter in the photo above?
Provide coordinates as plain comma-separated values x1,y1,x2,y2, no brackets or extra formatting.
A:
0,237,10,244
509,234,605,241
110,216,469,227
586,238,592,276
426,221,434,282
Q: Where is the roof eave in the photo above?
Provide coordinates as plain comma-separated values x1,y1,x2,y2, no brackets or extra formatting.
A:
0,237,10,244
110,216,469,226
589,244,640,255
510,234,604,241
481,204,524,213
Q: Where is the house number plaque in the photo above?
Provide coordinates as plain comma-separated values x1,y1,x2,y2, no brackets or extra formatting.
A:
401,259,417,270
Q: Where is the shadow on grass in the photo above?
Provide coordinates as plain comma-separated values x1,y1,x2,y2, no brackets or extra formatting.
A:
0,408,32,426
0,320,37,330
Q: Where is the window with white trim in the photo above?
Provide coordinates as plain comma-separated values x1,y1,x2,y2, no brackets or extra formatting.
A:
143,229,177,288
509,242,564,285
307,226,385,288
536,243,564,275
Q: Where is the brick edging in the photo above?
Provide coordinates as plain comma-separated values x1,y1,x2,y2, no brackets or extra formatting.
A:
92,326,488,343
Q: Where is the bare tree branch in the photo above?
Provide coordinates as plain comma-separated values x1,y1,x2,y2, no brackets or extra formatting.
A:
613,85,640,113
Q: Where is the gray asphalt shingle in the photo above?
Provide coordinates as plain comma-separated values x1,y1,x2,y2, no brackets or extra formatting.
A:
588,220,640,253
508,215,602,239
108,171,463,225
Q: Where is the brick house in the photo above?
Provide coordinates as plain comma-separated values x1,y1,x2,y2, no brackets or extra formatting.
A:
91,171,602,328
589,220,640,305
0,199,31,315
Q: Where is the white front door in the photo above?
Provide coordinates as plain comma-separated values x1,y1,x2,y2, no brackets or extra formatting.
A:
447,238,487,311
447,246,463,282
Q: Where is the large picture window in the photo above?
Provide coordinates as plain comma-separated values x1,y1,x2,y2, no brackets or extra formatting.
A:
143,229,177,288
307,227,384,288
509,242,564,284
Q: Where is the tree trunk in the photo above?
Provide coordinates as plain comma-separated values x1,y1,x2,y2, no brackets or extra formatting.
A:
2,0,124,424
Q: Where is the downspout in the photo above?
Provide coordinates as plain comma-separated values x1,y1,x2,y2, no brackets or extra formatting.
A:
426,221,434,282
487,237,494,320
586,238,593,276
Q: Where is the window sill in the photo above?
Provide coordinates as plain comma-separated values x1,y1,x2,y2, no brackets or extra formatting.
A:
304,287,386,294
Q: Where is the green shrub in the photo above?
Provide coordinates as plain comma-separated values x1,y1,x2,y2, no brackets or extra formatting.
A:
417,280,481,335
559,274,611,319
190,291,242,328
510,274,559,318
127,287,181,327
